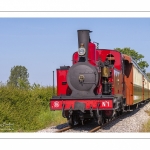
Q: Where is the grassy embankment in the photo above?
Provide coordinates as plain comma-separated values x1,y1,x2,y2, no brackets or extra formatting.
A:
140,110,150,132
0,85,66,132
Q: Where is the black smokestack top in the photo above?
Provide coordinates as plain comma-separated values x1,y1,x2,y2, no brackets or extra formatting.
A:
77,30,92,61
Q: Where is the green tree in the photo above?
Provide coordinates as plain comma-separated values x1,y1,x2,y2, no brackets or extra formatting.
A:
146,73,150,79
115,47,149,72
7,65,30,88
31,83,41,90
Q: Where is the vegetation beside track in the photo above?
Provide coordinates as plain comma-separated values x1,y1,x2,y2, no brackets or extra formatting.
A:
140,110,150,132
0,84,66,132
1,81,150,132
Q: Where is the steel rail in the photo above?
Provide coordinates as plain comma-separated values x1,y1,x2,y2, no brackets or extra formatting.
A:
55,126,72,133
89,111,130,133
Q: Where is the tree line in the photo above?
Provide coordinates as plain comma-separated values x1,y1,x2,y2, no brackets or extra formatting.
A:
115,47,150,78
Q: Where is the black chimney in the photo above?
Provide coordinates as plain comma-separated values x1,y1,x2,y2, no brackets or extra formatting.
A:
77,30,92,61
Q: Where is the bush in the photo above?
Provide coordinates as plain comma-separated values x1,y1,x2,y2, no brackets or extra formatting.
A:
0,84,66,132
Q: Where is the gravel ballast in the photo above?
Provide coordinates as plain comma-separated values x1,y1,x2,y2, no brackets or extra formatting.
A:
37,101,150,133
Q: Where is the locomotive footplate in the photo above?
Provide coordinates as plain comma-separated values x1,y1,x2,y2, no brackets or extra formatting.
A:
50,95,114,111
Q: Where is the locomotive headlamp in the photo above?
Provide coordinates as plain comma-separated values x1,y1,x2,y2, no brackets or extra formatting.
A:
78,47,86,56
78,43,86,56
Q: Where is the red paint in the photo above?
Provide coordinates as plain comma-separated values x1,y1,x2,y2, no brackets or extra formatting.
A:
96,50,100,61
72,52,78,64
57,69,71,96
50,99,113,110
88,43,96,65
97,49,122,70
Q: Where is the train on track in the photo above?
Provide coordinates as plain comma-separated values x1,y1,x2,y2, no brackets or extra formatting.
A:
50,29,150,126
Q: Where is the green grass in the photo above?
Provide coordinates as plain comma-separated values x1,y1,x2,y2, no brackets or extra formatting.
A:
0,85,66,132
140,110,150,132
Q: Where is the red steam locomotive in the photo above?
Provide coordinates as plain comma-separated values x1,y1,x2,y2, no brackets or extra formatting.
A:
50,30,150,126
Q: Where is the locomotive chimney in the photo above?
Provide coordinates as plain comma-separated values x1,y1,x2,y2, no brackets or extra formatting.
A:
77,30,92,61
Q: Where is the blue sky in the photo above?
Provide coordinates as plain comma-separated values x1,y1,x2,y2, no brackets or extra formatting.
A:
0,18,150,86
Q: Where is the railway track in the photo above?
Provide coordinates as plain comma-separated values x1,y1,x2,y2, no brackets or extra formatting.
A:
55,111,130,133
55,126,72,133
88,112,130,132
55,100,150,133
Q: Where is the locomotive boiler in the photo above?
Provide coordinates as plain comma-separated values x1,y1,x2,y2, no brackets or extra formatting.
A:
50,29,150,126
